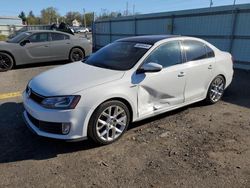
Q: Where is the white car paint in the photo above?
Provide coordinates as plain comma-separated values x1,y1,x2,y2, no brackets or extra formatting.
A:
22,36,234,140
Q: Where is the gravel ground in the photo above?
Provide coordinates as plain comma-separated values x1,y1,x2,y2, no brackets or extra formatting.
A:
0,66,249,188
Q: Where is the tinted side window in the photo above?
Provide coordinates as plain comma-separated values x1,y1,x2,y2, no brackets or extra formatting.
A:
144,41,182,68
51,33,69,41
206,45,215,58
28,33,48,42
183,40,207,62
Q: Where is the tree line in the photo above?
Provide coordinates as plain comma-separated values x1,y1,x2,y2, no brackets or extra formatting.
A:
18,7,94,26
18,7,139,26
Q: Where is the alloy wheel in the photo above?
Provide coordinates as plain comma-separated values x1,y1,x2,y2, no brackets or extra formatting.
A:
96,105,127,142
71,49,84,61
0,53,13,71
209,76,225,103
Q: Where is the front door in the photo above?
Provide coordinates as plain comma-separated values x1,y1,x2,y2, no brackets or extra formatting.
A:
24,32,51,63
135,40,186,117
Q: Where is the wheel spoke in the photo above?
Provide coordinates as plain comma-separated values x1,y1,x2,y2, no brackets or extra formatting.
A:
111,128,116,139
115,127,122,133
117,116,126,122
100,129,108,137
102,112,110,118
97,123,106,130
98,119,107,126
114,107,124,118
107,106,112,116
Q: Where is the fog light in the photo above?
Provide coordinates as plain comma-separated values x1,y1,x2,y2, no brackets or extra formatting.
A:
62,123,71,135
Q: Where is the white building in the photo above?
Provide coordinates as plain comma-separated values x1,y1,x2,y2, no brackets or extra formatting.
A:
72,19,80,27
0,16,23,36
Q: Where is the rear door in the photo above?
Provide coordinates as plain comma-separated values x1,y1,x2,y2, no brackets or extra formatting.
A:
49,33,72,60
181,40,215,102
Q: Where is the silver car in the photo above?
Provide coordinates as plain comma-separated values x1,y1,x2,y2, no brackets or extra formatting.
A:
0,30,92,71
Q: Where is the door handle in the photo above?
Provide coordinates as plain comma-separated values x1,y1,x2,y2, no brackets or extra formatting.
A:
178,72,185,77
44,45,49,47
208,65,213,69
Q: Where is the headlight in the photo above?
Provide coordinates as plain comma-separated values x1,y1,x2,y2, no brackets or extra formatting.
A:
41,95,81,109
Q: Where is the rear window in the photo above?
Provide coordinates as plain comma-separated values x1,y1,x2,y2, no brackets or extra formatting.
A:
206,45,215,58
183,40,207,62
51,33,69,41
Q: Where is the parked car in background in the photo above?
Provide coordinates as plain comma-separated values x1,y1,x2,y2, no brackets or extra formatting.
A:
75,27,89,33
0,30,92,71
87,27,92,33
23,35,233,145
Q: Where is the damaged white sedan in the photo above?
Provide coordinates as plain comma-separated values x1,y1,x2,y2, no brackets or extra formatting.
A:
23,35,234,145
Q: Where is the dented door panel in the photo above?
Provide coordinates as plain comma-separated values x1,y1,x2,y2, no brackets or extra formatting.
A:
136,65,186,117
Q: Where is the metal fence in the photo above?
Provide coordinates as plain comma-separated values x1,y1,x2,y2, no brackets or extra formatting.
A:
93,4,250,64
0,25,51,37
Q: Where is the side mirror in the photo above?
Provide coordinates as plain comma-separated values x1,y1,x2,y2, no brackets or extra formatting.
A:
137,62,163,74
20,39,30,46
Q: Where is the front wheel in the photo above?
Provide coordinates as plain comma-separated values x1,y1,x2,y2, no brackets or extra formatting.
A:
0,52,14,72
88,100,130,145
69,48,85,62
205,75,225,104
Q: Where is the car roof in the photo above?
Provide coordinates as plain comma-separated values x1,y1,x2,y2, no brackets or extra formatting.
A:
116,35,180,45
25,30,71,35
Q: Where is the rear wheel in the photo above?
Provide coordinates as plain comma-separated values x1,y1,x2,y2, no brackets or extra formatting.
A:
88,100,130,145
205,75,225,104
0,52,14,72
69,48,85,62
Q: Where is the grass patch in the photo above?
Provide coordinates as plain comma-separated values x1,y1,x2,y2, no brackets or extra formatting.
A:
0,35,7,41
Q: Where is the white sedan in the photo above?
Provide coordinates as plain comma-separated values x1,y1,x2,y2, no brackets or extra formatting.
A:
22,35,234,145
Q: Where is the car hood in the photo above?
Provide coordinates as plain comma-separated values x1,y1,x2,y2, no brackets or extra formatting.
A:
0,41,19,50
29,61,125,96
0,41,11,47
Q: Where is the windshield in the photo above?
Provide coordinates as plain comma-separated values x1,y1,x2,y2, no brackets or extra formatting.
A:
84,41,151,71
7,32,31,43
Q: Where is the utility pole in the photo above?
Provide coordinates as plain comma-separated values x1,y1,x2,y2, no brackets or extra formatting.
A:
210,0,213,8
233,0,236,5
83,8,87,28
133,4,135,15
126,2,129,16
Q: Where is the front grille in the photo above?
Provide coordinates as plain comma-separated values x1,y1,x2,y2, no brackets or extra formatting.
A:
30,90,45,104
26,112,63,135
26,86,46,104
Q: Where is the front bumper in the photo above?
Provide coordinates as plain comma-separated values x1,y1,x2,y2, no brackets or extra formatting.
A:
22,91,88,140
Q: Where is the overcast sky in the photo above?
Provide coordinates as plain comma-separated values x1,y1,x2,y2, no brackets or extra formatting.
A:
0,0,250,16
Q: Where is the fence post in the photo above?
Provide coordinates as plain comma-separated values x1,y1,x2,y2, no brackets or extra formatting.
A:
109,20,112,43
171,15,175,35
229,8,239,54
134,17,137,36
92,21,96,52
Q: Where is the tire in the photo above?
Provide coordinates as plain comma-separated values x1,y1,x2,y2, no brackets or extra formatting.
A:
88,100,131,145
0,52,14,72
69,48,85,62
205,75,225,104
